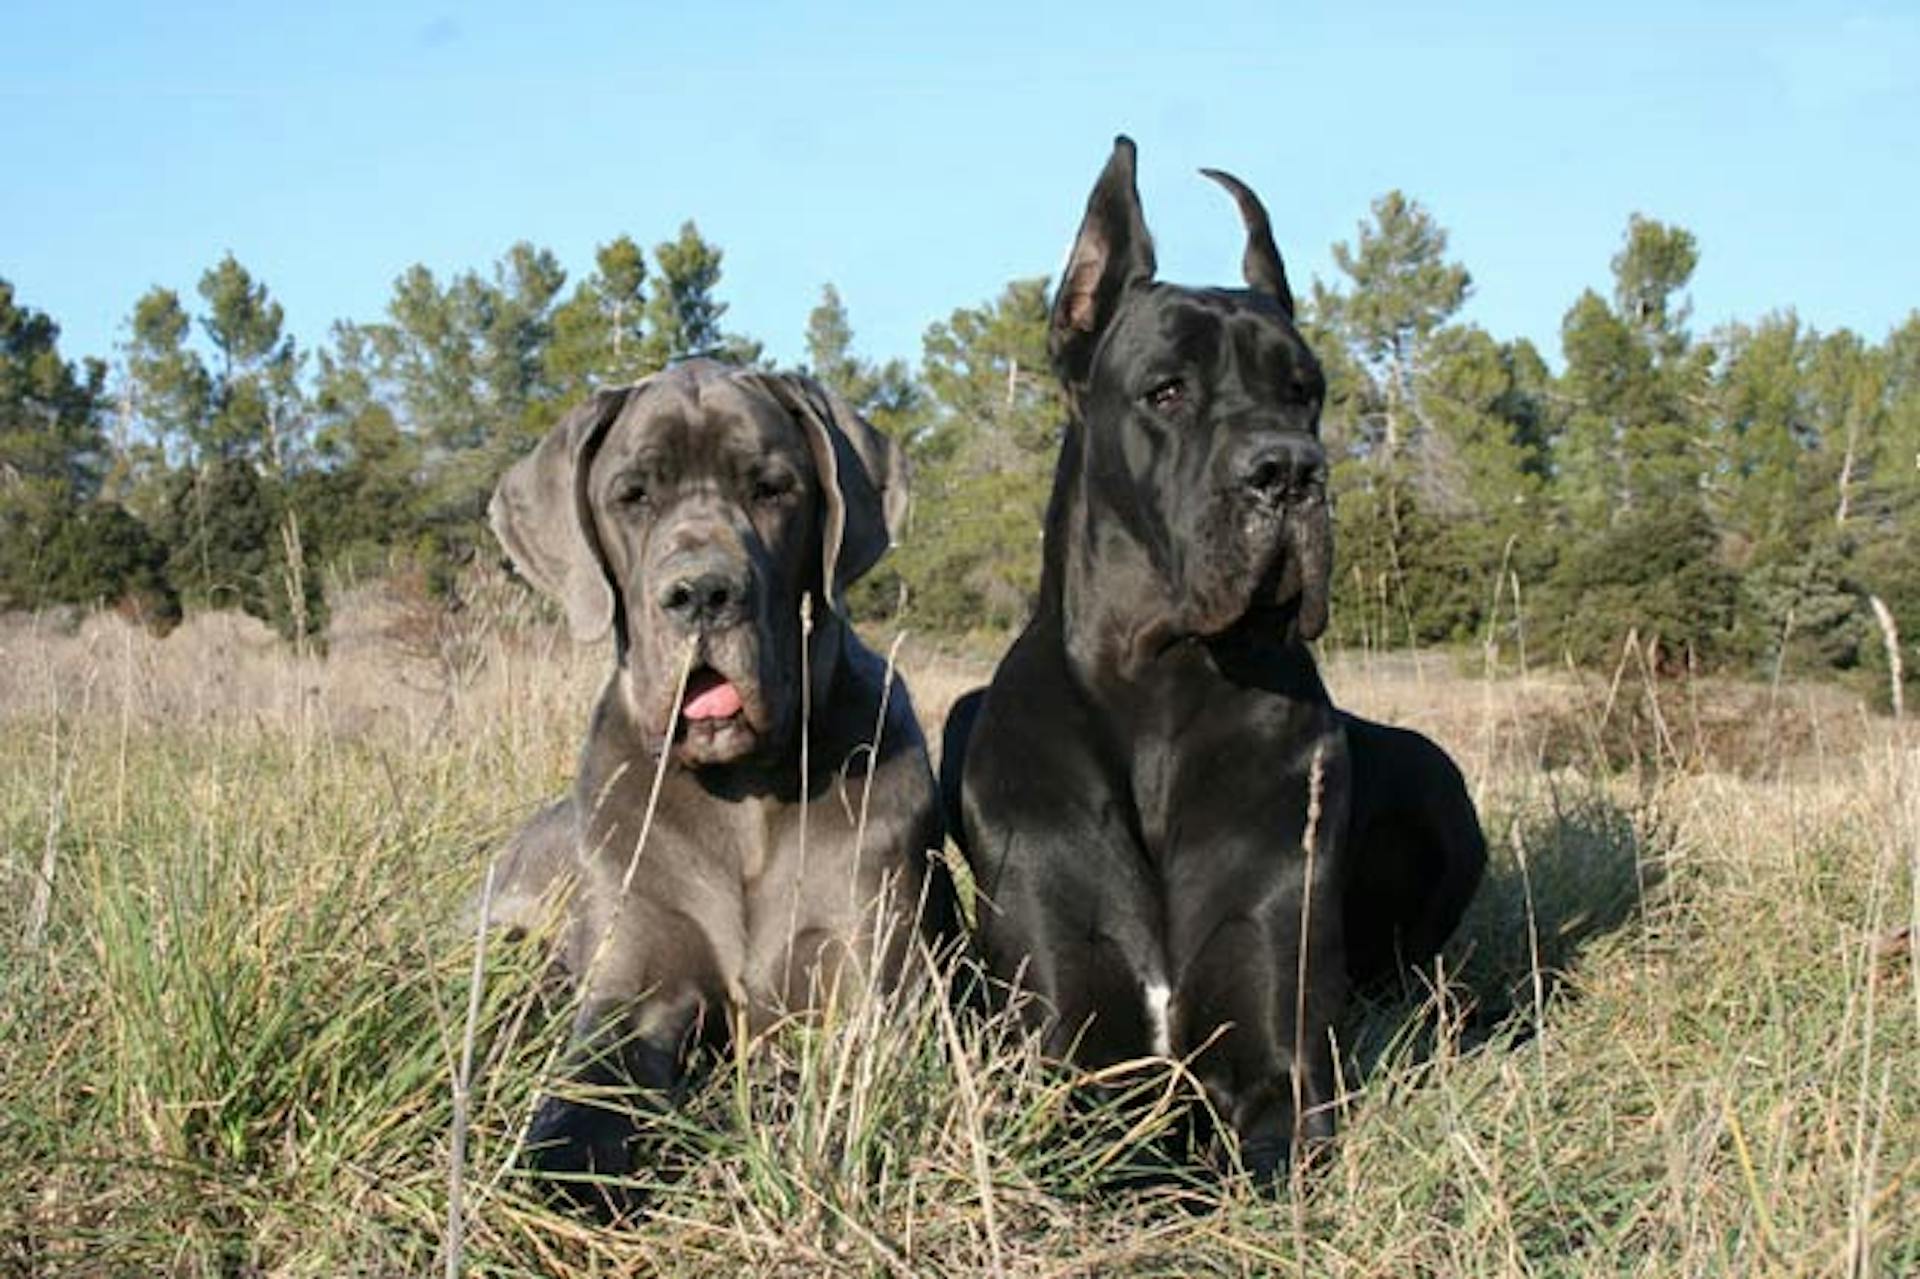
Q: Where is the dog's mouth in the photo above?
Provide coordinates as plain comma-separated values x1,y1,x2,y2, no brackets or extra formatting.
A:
672,662,764,764
1181,498,1326,642
682,666,746,723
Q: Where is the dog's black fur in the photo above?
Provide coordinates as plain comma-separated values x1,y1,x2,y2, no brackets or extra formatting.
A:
942,138,1485,1176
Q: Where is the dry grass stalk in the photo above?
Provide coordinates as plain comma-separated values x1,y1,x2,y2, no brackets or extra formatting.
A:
1,591,1914,1275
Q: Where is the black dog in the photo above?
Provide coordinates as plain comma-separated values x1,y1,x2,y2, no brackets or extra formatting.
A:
944,138,1484,1176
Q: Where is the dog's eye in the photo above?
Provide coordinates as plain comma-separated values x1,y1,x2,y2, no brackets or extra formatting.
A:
1143,378,1186,413
614,479,649,509
751,473,795,507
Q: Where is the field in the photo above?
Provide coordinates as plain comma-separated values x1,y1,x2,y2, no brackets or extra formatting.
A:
1,584,1915,1276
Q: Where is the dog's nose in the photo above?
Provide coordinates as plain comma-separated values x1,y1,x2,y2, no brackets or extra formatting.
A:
1237,436,1326,506
658,567,749,631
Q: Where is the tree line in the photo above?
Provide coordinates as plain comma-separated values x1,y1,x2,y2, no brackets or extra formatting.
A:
2,199,1916,703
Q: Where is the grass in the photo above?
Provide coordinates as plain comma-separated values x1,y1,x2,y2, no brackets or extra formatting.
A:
1,587,1914,1276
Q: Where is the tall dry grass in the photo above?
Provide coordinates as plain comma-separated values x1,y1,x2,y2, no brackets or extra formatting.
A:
1,585,1914,1276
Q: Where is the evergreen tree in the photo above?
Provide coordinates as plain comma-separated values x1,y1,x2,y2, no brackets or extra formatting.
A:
1542,215,1730,666
0,279,105,500
1319,191,1472,461
1849,313,1920,704
802,284,921,438
1563,215,1710,524
124,287,213,465
367,243,569,584
196,253,305,468
1,278,177,623
546,235,651,396
892,278,1062,632
302,321,421,573
117,268,324,643
1612,214,1699,361
154,454,324,643
640,222,762,369
1311,194,1532,649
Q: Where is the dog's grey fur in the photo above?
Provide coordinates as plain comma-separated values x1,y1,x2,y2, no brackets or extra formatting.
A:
487,360,950,1209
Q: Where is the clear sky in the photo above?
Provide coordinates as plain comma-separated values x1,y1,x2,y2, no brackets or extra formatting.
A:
3,1,1916,377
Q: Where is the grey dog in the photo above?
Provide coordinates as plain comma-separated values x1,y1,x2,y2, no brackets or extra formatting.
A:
486,359,952,1210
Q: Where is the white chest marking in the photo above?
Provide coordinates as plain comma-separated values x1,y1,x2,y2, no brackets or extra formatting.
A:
1143,979,1173,1057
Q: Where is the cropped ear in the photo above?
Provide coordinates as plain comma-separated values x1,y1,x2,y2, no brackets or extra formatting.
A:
1050,134,1157,387
488,384,637,642
742,371,908,608
1199,166,1295,317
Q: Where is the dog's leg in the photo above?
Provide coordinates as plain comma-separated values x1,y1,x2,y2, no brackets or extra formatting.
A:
526,891,715,1217
523,990,701,1220
1342,719,1488,989
1177,899,1346,1181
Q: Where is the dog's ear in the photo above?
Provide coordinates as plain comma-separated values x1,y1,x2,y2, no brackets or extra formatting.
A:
1050,134,1157,385
1199,167,1294,318
745,371,909,608
488,385,635,642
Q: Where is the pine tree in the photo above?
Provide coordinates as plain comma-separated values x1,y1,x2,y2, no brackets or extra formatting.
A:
802,284,921,438
1320,191,1472,461
892,278,1062,632
546,235,652,396
367,243,569,585
1312,193,1534,648
1,278,176,623
118,266,324,643
196,253,305,468
640,222,762,370
1543,215,1731,667
302,321,421,573
124,287,213,466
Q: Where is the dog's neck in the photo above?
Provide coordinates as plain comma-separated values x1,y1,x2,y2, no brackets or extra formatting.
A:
1043,422,1164,677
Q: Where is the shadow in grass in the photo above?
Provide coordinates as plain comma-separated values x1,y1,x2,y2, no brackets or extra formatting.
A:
1340,778,1664,1082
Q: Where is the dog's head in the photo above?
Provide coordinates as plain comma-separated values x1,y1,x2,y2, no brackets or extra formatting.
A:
490,360,907,768
1050,136,1331,644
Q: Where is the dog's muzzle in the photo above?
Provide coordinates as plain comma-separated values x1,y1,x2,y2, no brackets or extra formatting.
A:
1180,431,1329,640
1233,433,1327,513
655,556,752,636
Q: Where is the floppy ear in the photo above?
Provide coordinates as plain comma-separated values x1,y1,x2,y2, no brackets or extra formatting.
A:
743,371,908,609
1049,134,1157,387
488,385,636,642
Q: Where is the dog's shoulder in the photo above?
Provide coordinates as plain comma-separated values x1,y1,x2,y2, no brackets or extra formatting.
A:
483,797,580,937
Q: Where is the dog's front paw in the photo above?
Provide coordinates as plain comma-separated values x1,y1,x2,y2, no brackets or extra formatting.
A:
522,1093,647,1220
1226,1081,1338,1188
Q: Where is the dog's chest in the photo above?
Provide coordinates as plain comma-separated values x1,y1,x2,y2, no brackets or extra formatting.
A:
668,791,792,899
667,790,868,979
1114,670,1274,858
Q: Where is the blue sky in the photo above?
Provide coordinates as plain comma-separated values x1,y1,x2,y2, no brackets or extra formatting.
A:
3,1,1916,377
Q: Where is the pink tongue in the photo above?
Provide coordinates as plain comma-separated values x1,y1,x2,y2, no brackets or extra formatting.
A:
682,671,743,721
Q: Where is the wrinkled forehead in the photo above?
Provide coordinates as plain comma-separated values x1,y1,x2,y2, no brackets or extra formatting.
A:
593,371,808,473
1105,285,1323,394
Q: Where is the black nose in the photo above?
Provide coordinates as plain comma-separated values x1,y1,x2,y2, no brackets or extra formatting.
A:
1237,435,1325,506
657,567,749,631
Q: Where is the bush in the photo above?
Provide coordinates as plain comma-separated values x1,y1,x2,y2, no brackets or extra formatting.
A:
155,457,328,648
0,483,180,630
1537,501,1739,670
